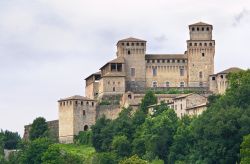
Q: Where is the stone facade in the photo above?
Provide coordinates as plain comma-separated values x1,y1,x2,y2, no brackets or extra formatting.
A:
23,120,59,141
58,96,96,143
54,22,243,143
209,67,243,94
169,93,208,117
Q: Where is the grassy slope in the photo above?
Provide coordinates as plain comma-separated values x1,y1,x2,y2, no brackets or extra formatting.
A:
57,144,95,161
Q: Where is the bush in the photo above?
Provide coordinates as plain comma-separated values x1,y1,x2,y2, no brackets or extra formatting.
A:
74,131,93,146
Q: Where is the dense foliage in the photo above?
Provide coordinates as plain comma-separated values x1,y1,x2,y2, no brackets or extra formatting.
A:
0,130,21,150
2,70,250,164
29,117,48,140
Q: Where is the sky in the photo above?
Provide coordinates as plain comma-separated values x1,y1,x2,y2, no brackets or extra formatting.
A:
0,0,250,136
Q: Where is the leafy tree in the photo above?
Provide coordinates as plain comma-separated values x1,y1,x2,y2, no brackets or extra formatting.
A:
111,135,131,157
140,91,157,113
135,109,178,162
91,117,113,152
74,131,92,146
41,144,83,164
1,130,21,149
119,155,149,164
20,138,52,164
92,152,118,164
240,134,250,164
29,117,48,140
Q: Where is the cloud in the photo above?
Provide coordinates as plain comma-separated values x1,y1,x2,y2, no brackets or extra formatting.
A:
233,9,250,26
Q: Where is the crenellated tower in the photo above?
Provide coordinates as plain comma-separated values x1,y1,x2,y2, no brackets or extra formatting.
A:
116,37,147,92
187,22,215,87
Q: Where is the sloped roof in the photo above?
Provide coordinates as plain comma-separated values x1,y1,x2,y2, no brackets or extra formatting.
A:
186,103,207,110
145,54,187,59
174,93,194,99
118,37,146,42
217,67,243,74
58,95,94,102
189,22,212,26
100,57,125,70
84,71,101,80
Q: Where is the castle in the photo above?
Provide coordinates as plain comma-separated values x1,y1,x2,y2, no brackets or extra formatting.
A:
23,22,243,143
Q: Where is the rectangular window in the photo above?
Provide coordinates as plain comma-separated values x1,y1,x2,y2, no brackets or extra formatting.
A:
180,68,184,76
130,68,135,77
152,67,157,76
180,82,185,87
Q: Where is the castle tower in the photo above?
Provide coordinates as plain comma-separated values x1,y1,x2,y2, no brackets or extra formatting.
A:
187,22,215,87
116,37,146,92
58,95,96,143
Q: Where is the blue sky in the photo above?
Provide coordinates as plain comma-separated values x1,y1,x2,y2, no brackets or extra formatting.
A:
0,0,250,136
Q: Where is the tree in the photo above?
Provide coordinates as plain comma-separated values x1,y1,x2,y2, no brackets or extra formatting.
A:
29,117,48,141
240,134,250,164
20,138,52,164
111,135,131,157
140,90,157,113
74,131,93,146
41,144,83,164
92,152,117,164
1,130,21,149
119,155,149,164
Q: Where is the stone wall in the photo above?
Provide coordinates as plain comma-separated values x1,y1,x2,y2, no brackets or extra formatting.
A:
96,105,122,120
23,120,59,141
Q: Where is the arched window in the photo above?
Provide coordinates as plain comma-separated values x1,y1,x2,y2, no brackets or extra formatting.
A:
207,27,209,31
209,43,213,46
197,27,199,31
83,110,86,116
128,50,130,55
199,43,202,46
192,27,195,31
152,81,157,88
194,43,197,46
202,27,204,31
92,102,94,106
199,71,203,78
189,43,192,46
113,87,116,92
204,43,207,46
84,125,88,131
126,42,129,46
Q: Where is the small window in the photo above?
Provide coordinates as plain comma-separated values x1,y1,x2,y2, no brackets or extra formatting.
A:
167,59,170,63
220,75,224,79
180,68,184,76
141,43,144,46
92,102,94,106
128,50,130,55
113,87,115,92
202,53,205,57
130,68,135,77
189,43,192,46
166,81,170,87
126,42,129,46
162,59,165,63
121,42,124,46
152,67,157,76
209,43,213,46
192,27,195,31
212,77,216,80
207,27,209,31
152,60,155,63
83,110,86,116
199,43,202,46
199,82,203,87
75,101,77,105
128,94,132,99
181,104,183,110
199,72,203,78
84,125,88,131
152,81,157,88
202,27,204,31
204,43,207,46
113,81,115,85
194,43,197,46
136,42,139,46
157,59,160,63
131,43,134,46
86,101,89,106
180,82,185,87
81,101,83,105
147,60,150,63
197,27,199,31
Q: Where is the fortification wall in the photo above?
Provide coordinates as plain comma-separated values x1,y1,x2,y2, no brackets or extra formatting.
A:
96,105,122,120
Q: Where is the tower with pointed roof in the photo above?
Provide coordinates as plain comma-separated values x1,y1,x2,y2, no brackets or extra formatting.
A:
116,37,147,92
187,22,215,87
